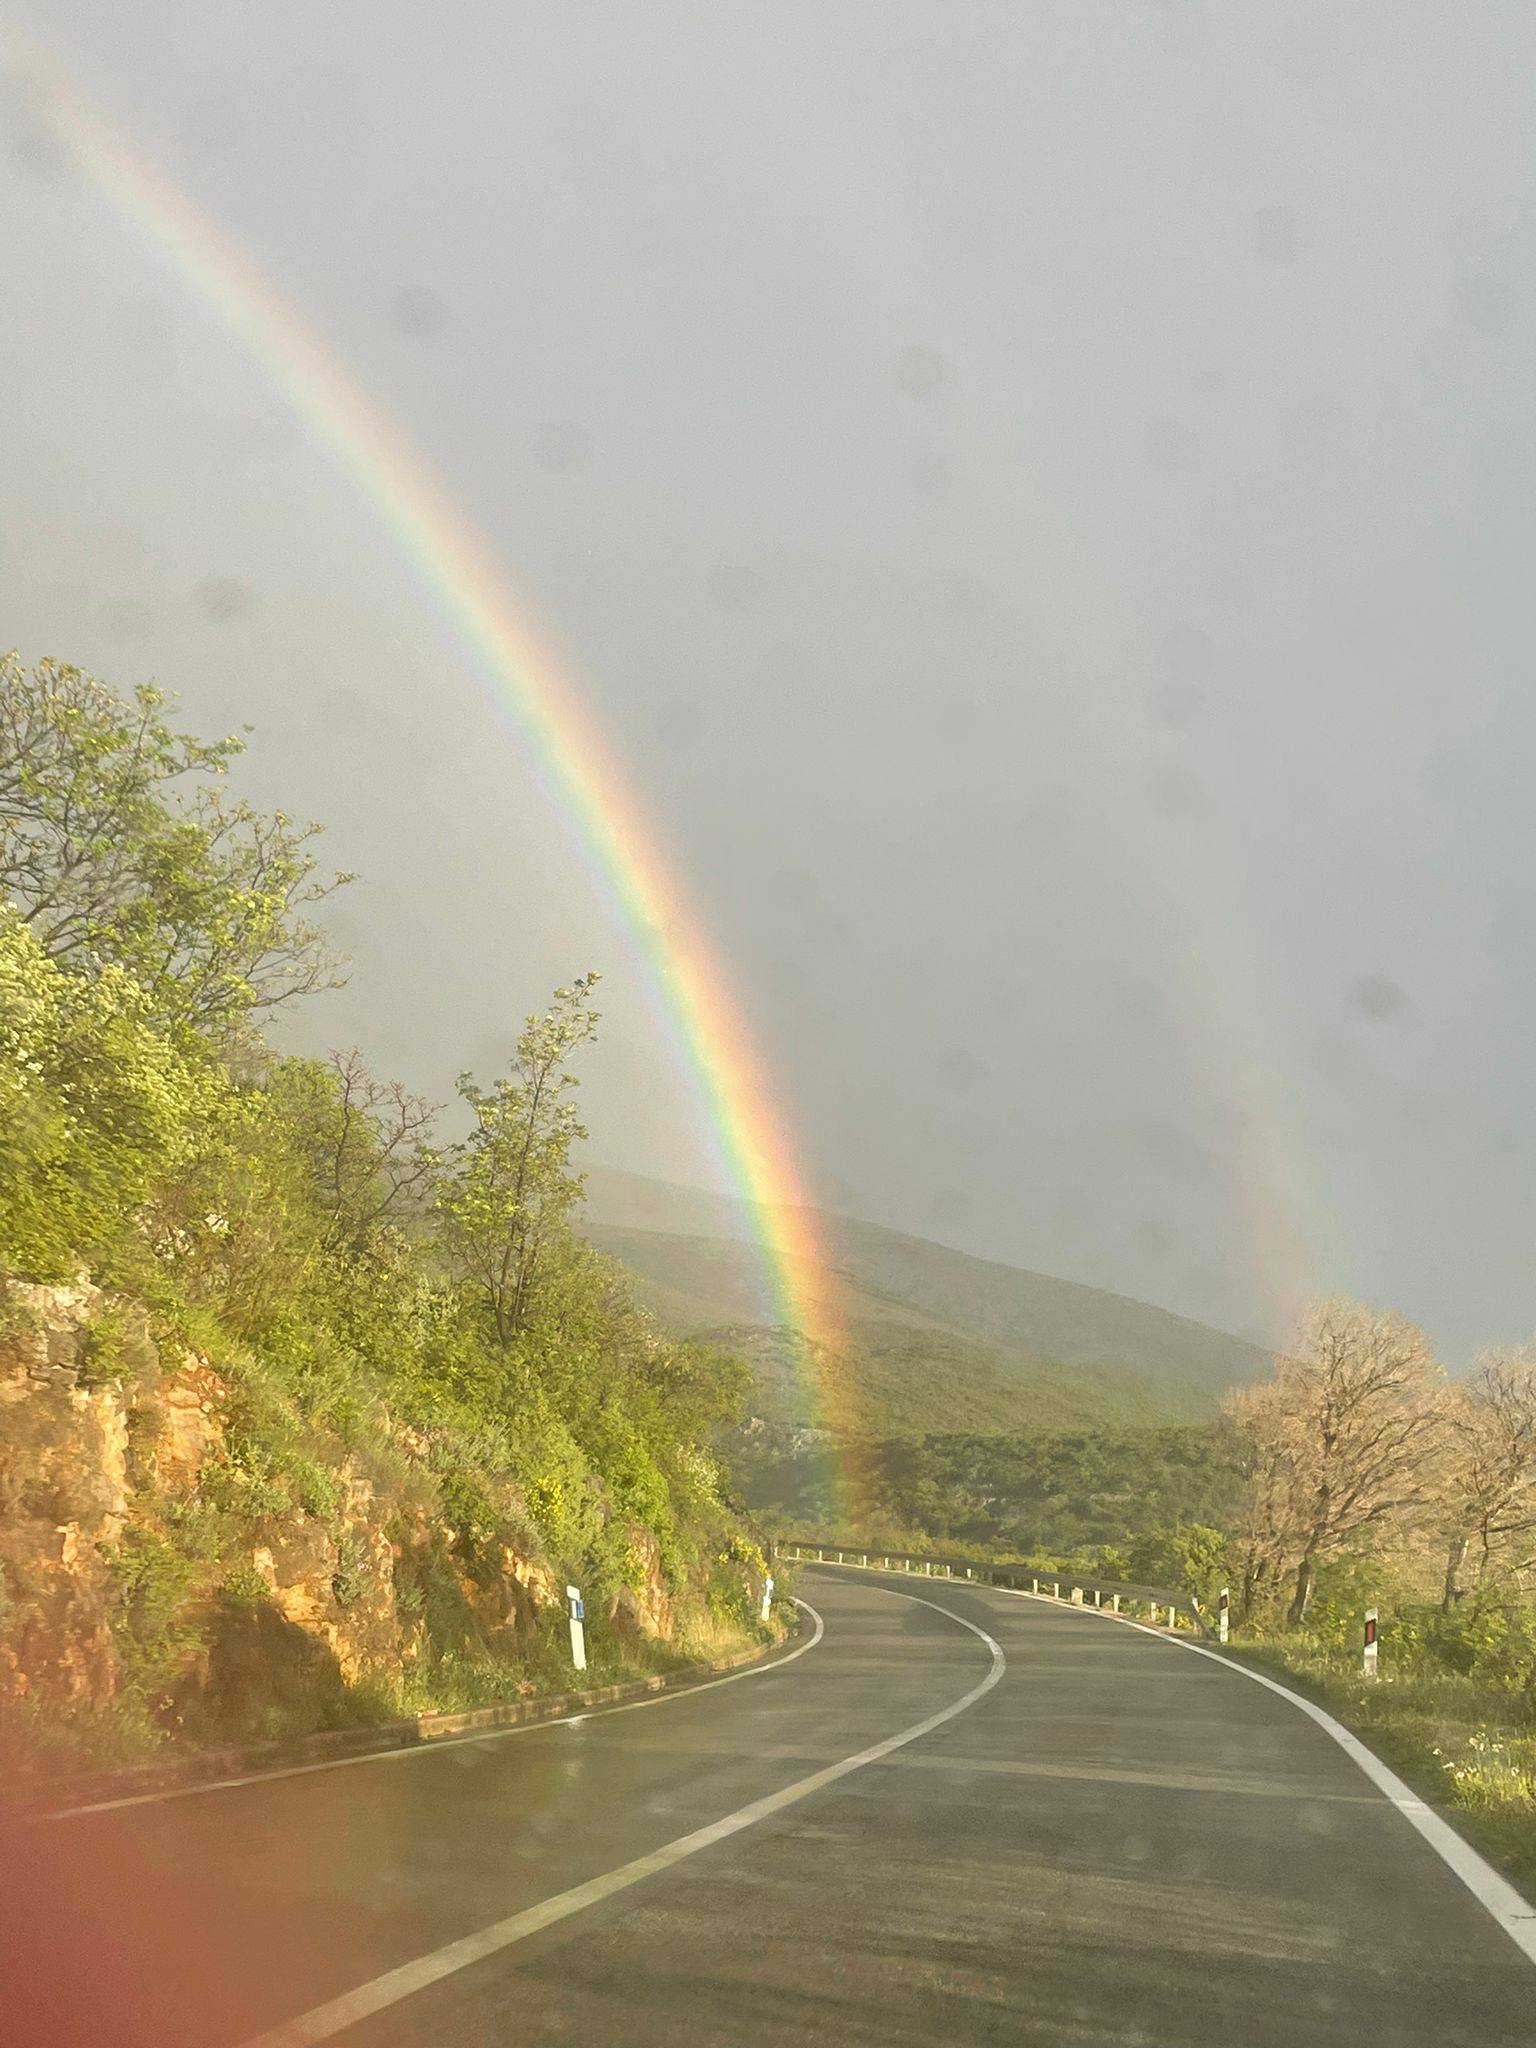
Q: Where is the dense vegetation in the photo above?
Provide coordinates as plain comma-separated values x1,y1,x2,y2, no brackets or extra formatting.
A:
0,654,772,1771
728,1419,1240,1585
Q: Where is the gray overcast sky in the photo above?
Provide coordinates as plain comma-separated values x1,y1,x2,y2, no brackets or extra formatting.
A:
4,2,1535,1357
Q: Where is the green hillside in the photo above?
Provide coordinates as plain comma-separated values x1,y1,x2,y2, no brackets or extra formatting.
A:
579,1169,1273,1438
818,1212,1271,1396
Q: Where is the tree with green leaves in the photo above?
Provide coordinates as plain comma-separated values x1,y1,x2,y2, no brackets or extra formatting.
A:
0,908,220,1281
436,976,601,1347
0,652,350,1030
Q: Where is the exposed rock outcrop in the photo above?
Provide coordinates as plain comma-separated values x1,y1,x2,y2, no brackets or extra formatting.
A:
0,1281,685,1765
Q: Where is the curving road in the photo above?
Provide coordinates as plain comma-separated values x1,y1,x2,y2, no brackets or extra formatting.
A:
6,1565,1534,2046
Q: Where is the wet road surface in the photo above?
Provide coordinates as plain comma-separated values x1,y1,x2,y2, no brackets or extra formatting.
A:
7,1566,1533,2046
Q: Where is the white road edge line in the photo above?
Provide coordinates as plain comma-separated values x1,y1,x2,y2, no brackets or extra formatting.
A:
816,1557,1536,1969
238,1589,1004,2048
50,1606,827,1822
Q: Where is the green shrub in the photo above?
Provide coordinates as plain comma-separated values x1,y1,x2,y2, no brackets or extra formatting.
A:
330,1532,368,1609
103,1525,199,1708
217,1565,272,1610
1398,1595,1536,1687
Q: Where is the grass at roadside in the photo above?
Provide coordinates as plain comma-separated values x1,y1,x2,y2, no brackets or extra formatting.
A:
1223,1637,1536,1904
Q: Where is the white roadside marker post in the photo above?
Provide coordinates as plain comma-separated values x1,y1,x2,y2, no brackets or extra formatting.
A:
760,1574,774,1625
1218,1587,1230,1645
566,1585,587,1674
1363,1608,1379,1680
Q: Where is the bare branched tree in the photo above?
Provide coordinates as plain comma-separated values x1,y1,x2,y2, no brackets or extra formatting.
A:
1439,1351,1536,1607
1224,1301,1446,1625
320,1050,442,1252
1221,1396,1306,1619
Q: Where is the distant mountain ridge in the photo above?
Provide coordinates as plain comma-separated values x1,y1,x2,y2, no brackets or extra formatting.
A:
579,1166,1273,1438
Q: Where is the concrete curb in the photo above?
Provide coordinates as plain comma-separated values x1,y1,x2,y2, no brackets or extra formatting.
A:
21,1618,801,1819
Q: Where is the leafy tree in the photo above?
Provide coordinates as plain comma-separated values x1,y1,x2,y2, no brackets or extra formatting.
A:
0,908,218,1281
644,1339,754,1443
139,1077,326,1340
1124,1521,1232,1609
436,976,600,1346
0,652,349,1029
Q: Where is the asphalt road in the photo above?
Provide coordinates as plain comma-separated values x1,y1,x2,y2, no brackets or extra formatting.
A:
6,1566,1533,2047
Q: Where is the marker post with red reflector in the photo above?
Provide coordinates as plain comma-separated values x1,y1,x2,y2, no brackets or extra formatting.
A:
1363,1607,1379,1679
1218,1587,1230,1645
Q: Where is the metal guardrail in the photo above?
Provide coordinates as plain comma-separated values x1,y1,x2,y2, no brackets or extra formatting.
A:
776,1539,1209,1635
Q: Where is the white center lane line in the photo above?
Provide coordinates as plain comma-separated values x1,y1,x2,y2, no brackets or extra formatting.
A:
240,1589,1005,2048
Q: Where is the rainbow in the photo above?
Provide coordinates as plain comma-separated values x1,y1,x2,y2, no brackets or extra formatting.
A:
5,34,870,1489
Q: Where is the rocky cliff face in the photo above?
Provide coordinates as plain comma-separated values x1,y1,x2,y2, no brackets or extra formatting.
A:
0,1281,675,1770
0,1280,128,1713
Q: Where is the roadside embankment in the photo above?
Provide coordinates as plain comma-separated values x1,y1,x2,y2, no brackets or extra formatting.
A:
0,1278,785,1793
